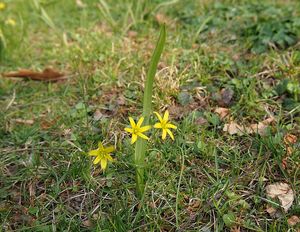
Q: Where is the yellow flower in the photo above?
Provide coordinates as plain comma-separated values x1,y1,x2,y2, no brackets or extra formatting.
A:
88,141,115,170
0,2,5,10
5,19,16,26
124,117,151,144
154,110,177,140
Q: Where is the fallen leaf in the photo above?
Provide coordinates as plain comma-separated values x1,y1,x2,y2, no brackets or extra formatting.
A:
249,117,274,135
223,117,274,136
13,119,34,125
284,134,297,145
266,206,277,216
266,182,294,212
223,122,245,135
2,68,66,82
249,122,268,135
287,215,300,226
214,107,230,120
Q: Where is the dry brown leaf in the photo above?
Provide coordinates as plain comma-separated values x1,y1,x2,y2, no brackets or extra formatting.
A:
223,122,245,135
266,182,294,212
2,68,65,82
13,119,34,125
266,206,277,216
214,107,230,120
249,117,274,135
284,134,297,145
223,117,274,136
249,122,268,135
288,215,300,226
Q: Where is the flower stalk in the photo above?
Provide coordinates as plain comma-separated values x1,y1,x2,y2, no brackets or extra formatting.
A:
134,25,166,197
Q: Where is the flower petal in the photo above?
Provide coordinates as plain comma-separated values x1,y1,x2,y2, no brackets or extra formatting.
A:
101,158,108,170
166,129,175,140
105,154,113,161
137,132,149,140
104,146,115,153
139,125,151,132
166,123,177,129
93,156,101,164
98,141,104,150
88,149,99,156
125,127,133,133
162,129,167,140
163,110,169,122
154,123,162,128
131,134,138,144
154,112,163,122
129,117,136,128
137,117,144,127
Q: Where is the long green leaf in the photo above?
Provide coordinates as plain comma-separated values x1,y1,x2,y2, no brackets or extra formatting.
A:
134,25,166,197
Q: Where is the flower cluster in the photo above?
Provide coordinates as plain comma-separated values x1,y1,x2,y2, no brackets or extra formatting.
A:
88,110,176,171
124,110,177,144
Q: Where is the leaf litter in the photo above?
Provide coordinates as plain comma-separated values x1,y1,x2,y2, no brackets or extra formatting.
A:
2,67,66,82
223,117,274,136
265,182,294,212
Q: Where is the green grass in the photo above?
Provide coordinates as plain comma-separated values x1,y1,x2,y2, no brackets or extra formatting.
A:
0,0,300,231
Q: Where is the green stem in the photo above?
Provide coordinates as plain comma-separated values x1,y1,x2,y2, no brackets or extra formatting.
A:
134,25,166,197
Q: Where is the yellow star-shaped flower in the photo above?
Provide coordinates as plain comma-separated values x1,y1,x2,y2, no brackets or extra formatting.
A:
154,110,177,140
88,142,115,170
124,117,151,144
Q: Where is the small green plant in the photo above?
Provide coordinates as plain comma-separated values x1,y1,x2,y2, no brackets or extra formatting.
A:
131,25,166,197
88,25,175,198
